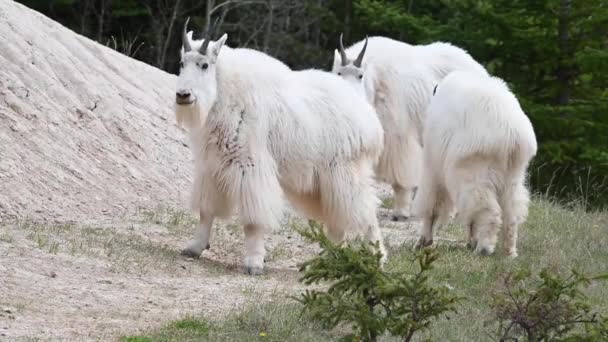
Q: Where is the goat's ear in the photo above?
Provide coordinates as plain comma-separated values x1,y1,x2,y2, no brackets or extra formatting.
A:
210,33,228,62
187,30,193,40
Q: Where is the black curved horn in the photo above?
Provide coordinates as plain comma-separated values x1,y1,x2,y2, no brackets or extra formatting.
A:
353,36,368,67
182,17,192,52
339,33,349,66
200,17,220,55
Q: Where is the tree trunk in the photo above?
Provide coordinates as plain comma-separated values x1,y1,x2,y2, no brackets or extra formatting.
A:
263,1,274,53
556,0,573,106
158,0,182,69
344,0,352,42
96,0,111,42
79,0,94,36
205,0,216,33
313,0,323,47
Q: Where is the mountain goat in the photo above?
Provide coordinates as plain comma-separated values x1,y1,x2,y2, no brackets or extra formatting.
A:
174,19,386,275
414,70,537,257
332,35,487,221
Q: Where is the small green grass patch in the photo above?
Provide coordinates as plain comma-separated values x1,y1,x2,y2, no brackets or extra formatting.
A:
122,302,336,342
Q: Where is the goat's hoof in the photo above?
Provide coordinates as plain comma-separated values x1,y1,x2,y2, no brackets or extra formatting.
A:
506,250,518,258
475,245,495,256
391,215,409,222
244,266,264,276
243,255,265,276
180,240,207,258
414,237,433,250
180,248,202,258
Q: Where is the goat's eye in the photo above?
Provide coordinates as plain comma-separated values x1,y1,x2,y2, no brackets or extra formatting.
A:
201,63,209,70
358,75,363,80
337,72,342,76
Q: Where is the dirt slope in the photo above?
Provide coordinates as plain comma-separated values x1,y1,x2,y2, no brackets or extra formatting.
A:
0,0,190,223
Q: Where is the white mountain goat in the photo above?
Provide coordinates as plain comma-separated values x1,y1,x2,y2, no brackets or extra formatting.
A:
414,70,537,257
174,19,386,274
332,35,488,221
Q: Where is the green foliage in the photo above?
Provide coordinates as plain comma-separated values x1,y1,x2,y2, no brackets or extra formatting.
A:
121,317,209,342
295,223,460,341
122,302,335,341
490,267,608,341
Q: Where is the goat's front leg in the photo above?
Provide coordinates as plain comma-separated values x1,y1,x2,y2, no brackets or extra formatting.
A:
181,212,214,258
415,213,436,249
243,223,266,275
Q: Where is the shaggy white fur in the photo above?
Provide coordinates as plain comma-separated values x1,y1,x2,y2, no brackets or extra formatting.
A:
332,36,488,220
413,70,537,257
175,31,386,274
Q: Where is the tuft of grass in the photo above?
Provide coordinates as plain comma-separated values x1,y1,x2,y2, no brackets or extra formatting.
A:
139,206,197,232
0,231,14,243
123,302,335,342
123,337,153,342
381,196,394,209
267,243,290,262
16,221,181,273
224,222,241,236
122,317,209,342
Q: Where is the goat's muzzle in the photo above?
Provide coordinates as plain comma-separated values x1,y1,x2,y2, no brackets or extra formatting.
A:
175,91,195,105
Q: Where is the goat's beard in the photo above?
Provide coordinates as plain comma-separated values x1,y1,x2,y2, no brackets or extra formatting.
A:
175,101,206,130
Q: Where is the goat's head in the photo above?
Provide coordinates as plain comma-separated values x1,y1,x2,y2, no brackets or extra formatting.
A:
331,34,368,95
175,17,227,117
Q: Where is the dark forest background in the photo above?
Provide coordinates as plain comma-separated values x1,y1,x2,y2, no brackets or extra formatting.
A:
17,0,608,209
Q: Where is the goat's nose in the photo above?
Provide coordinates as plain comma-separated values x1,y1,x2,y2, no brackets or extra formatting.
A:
176,91,191,99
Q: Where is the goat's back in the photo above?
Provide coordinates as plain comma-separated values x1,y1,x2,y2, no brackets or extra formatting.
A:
424,71,537,172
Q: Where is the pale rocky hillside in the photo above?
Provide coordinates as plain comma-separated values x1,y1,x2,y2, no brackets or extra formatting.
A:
0,0,191,224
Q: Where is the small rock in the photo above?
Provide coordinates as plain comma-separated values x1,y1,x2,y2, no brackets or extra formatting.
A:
187,258,194,262
180,265,186,270
2,308,11,314
97,280,112,285
49,271,57,278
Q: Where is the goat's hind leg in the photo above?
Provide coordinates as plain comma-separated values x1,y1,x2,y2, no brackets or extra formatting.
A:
321,163,387,263
501,180,530,258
